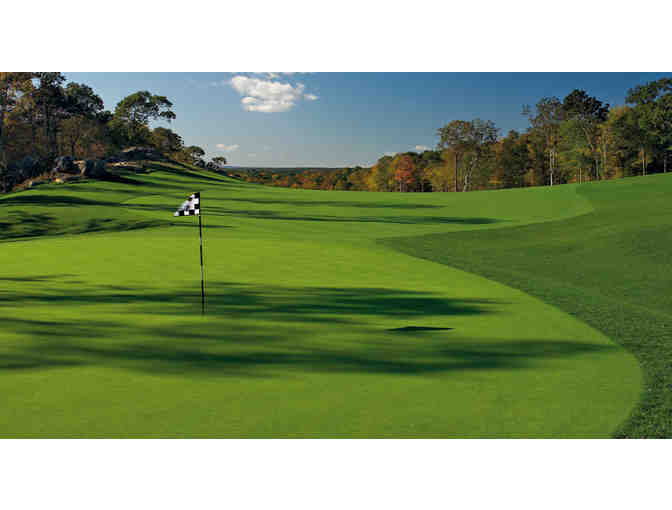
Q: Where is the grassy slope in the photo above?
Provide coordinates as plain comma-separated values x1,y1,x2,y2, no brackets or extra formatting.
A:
390,173,672,437
0,162,641,437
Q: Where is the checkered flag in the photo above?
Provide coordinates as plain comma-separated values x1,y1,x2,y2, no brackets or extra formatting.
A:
174,192,200,216
173,192,206,312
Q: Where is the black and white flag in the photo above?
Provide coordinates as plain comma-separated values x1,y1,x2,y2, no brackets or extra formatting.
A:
174,192,200,216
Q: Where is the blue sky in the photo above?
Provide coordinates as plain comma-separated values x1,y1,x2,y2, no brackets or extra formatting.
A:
66,72,670,168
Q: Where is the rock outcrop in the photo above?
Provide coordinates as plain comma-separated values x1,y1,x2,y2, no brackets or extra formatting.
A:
8,155,44,181
84,159,108,178
53,156,78,174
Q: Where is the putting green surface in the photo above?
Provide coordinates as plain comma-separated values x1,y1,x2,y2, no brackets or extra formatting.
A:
0,164,643,437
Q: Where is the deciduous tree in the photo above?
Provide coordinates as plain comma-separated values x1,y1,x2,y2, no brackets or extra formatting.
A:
150,127,183,154
523,97,565,186
113,91,176,147
0,73,33,169
562,89,609,179
210,156,228,170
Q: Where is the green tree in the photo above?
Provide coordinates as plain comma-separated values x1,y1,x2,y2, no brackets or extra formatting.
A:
210,156,228,170
626,78,672,173
371,155,394,191
562,89,609,179
64,82,104,117
150,127,184,154
523,97,565,186
182,145,206,166
437,119,498,191
32,72,70,160
113,91,176,147
459,119,498,191
426,149,457,192
59,83,104,157
611,104,655,176
497,130,530,188
437,120,472,191
558,119,594,183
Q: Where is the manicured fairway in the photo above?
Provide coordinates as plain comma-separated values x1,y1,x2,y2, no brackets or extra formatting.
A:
0,164,643,437
391,173,672,437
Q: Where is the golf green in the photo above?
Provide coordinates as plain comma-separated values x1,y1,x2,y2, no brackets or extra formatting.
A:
0,163,643,437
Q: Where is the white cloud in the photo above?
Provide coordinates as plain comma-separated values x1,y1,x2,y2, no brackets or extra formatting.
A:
304,93,319,101
415,145,430,152
216,143,239,152
229,75,318,113
384,152,397,157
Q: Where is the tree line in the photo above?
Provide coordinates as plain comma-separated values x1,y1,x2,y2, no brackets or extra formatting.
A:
233,78,672,192
0,72,225,192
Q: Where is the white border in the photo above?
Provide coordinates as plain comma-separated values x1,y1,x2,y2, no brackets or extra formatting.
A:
2,440,670,509
4,1,672,70
3,1,672,508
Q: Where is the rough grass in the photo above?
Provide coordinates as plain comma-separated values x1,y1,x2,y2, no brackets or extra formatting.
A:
0,162,644,437
389,173,672,438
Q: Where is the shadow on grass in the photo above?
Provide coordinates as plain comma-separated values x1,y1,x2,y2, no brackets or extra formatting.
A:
0,274,75,282
205,206,500,225
0,280,502,320
0,210,169,241
387,326,453,332
146,162,231,184
221,196,445,210
0,279,616,378
0,211,55,239
1,194,118,207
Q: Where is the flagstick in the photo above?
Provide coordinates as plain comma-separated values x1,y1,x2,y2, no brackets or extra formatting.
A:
198,211,205,315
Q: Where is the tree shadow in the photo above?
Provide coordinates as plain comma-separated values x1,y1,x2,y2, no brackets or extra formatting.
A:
147,162,230,184
204,206,500,225
0,210,169,241
0,211,56,239
1,194,117,207
221,196,444,210
0,274,75,282
387,326,453,332
0,280,617,380
0,281,502,321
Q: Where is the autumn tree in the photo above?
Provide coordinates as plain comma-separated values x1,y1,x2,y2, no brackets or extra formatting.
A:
0,73,33,170
393,154,417,192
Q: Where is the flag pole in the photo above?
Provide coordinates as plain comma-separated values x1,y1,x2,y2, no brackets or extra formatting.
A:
198,206,205,314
